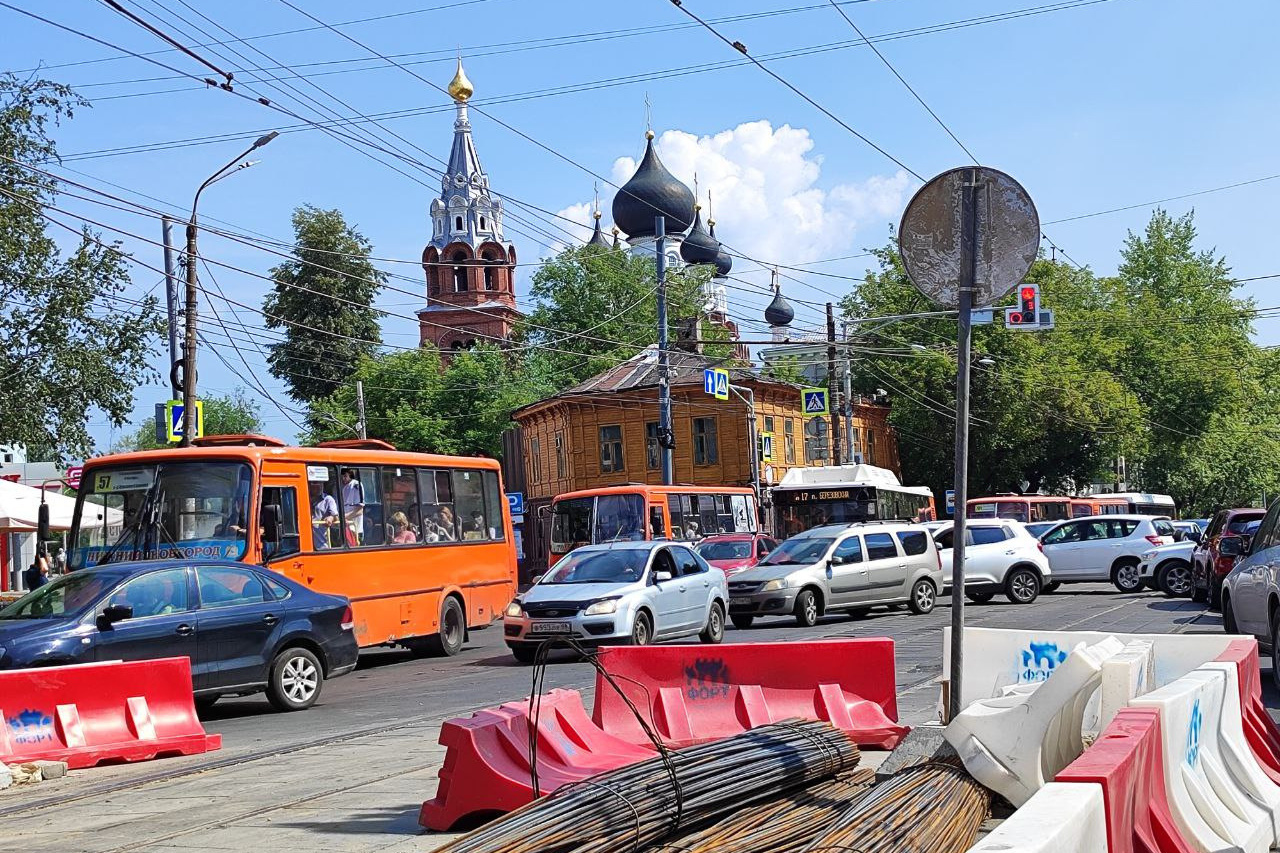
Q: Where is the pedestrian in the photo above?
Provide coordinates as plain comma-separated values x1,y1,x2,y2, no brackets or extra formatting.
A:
23,551,49,591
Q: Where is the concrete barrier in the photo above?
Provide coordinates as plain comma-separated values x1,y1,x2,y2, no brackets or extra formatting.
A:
945,636,1123,806
966,782,1109,852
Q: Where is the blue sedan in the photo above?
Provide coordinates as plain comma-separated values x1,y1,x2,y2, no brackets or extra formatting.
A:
0,560,358,712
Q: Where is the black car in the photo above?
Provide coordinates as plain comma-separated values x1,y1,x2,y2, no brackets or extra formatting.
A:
0,560,358,712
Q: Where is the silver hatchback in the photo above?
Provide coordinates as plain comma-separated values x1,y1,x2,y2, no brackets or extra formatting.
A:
503,541,729,663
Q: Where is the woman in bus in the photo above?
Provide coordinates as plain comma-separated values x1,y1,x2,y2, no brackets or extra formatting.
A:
390,512,418,545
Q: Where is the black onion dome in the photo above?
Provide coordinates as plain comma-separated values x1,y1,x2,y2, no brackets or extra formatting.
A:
586,214,610,249
709,221,732,277
765,287,795,327
680,208,719,265
611,135,695,238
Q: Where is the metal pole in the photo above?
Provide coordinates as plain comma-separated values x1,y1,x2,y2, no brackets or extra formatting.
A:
734,386,760,507
826,303,842,466
356,380,368,440
161,217,181,398
842,321,855,462
182,214,199,448
948,168,980,722
656,216,673,486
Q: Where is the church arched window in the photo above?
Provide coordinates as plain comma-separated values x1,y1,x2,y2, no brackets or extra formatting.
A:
454,215,463,232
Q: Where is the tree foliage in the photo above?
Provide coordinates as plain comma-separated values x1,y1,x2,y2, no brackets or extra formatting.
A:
115,389,265,451
0,75,163,462
845,211,1280,515
263,206,387,403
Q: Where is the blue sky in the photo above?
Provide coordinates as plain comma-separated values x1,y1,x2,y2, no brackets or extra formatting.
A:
5,0,1278,453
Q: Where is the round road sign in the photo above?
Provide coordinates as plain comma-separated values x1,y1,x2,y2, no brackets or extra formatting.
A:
898,166,1040,309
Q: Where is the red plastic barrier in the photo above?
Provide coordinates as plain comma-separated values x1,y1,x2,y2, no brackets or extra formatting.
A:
420,688,654,831
1056,707,1194,853
1214,639,1280,784
592,639,908,750
0,657,221,769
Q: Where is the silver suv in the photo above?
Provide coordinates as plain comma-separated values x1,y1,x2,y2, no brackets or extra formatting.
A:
725,522,943,629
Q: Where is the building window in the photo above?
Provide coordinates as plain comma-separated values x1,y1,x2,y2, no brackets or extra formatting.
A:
867,429,876,465
599,425,624,473
529,437,542,484
554,432,566,478
693,417,718,466
784,419,795,464
805,418,829,463
479,215,486,230
483,266,495,290
454,215,463,231
645,422,660,470
764,416,775,434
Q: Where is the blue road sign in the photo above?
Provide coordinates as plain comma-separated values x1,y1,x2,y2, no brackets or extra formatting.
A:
946,489,956,514
703,369,716,395
163,399,203,442
506,492,525,516
703,367,730,400
801,387,829,417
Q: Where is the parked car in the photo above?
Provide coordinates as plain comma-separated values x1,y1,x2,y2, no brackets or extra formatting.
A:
695,533,780,577
1038,515,1176,592
503,541,727,663
1191,508,1265,608
931,519,1052,604
1218,502,1280,686
1137,540,1195,597
725,522,943,628
1169,520,1202,545
0,560,358,711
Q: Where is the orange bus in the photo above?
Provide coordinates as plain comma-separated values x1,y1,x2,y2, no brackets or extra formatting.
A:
548,484,758,566
67,435,517,656
966,495,1072,523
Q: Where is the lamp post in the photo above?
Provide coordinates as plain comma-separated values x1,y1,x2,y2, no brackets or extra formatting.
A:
182,131,278,447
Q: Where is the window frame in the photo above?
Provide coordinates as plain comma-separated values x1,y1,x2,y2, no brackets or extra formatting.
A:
645,421,660,471
692,417,719,466
599,425,625,473
863,532,899,561
106,567,194,620
784,419,796,464
196,565,270,610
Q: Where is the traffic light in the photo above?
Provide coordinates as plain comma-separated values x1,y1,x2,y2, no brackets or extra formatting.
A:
1005,283,1040,326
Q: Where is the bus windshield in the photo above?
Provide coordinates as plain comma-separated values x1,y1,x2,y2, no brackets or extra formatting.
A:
70,461,253,569
550,494,645,554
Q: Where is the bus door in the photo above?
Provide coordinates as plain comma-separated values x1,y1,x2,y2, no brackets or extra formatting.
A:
648,502,669,540
259,460,306,576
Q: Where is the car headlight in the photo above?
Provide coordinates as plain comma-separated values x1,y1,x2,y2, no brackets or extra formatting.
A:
760,579,788,592
584,599,619,616
504,600,524,617
1141,549,1157,561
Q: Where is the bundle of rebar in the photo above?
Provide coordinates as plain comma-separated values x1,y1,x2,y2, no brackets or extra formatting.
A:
802,761,991,853
647,768,876,853
433,720,860,853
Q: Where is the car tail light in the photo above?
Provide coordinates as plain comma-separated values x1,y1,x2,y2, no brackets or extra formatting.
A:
1037,541,1045,554
340,606,355,632
935,544,942,571
1145,535,1163,546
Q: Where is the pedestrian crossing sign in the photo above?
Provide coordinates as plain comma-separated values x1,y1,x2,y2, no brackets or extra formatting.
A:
801,387,828,417
703,367,730,401
164,399,204,443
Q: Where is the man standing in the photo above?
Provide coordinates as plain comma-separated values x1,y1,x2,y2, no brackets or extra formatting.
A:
341,469,365,545
311,482,340,549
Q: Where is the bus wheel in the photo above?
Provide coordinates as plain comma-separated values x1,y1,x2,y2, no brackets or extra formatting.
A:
426,597,466,657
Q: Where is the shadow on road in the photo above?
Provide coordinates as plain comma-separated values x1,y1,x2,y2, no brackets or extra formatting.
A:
275,804,425,836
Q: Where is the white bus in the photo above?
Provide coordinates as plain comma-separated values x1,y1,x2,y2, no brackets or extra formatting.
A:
770,464,936,538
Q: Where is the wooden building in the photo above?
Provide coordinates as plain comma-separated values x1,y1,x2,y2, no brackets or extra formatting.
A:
509,347,900,574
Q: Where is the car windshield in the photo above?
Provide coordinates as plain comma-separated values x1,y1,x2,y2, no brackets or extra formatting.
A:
762,535,836,566
542,549,648,584
1227,516,1264,534
70,461,254,569
697,540,752,561
0,571,123,619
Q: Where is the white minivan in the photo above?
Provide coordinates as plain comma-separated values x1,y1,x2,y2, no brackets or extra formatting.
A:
1038,514,1176,592
932,519,1052,604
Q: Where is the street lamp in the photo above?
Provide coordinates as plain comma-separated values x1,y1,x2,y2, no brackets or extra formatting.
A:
181,131,278,447
977,357,996,367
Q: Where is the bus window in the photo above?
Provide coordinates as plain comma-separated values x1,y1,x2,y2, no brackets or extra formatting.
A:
453,470,489,541
382,468,420,545
594,493,644,543
308,464,345,550
692,494,718,538
716,495,734,534
968,502,999,519
419,469,458,542
730,494,753,532
482,471,505,541
261,486,301,560
1032,501,1070,521
669,494,691,540
346,467,383,547
552,497,592,554
649,505,666,538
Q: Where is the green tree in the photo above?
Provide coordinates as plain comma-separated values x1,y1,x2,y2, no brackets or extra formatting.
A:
308,344,547,457
0,75,163,461
114,389,266,451
263,206,386,402
523,246,730,390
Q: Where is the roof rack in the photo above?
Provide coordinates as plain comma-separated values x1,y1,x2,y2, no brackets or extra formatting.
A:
192,434,287,448
312,439,398,451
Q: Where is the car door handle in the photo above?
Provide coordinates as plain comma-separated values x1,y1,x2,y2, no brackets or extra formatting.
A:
1005,550,1016,555
175,624,194,637
262,614,279,626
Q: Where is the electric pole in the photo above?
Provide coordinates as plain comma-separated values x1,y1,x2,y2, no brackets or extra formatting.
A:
656,216,673,485
826,302,842,466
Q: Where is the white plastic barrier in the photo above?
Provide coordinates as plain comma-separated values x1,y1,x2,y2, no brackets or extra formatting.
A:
1098,639,1154,733
942,626,1233,714
946,636,1123,807
1131,669,1271,853
966,781,1109,853
1196,662,1280,842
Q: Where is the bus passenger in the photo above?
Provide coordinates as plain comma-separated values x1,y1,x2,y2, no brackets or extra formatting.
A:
341,469,365,543
390,512,418,544
310,483,340,549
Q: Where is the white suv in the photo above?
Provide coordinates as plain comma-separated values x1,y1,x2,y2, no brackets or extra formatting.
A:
932,519,1052,604
1039,515,1176,593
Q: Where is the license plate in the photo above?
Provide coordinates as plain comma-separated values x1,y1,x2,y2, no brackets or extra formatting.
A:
730,597,753,607
530,621,572,633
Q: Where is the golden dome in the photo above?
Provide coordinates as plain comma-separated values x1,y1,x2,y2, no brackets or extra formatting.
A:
448,58,474,102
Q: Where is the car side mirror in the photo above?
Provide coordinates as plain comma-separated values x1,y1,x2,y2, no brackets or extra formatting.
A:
829,554,844,566
260,503,282,546
1219,537,1245,558
1172,530,1185,542
530,574,544,585
98,604,132,629
654,570,673,583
